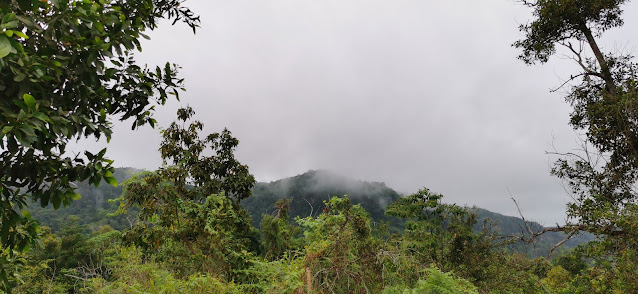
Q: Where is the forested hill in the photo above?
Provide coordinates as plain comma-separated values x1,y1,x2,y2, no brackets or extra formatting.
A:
242,170,594,256
29,167,593,256
26,167,145,232
242,170,401,227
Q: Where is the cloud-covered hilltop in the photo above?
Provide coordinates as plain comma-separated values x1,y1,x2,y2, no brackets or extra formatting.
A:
242,169,401,226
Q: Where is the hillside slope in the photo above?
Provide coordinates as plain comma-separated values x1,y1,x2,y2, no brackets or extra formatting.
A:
242,169,401,227
473,208,595,256
27,167,143,232
243,170,595,257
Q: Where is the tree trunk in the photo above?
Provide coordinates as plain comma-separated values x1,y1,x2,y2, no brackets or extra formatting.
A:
581,23,617,95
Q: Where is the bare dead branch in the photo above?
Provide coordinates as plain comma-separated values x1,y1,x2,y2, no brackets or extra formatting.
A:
509,190,582,257
559,41,603,77
550,72,604,92
304,198,315,218
508,189,535,237
516,0,538,7
547,230,576,259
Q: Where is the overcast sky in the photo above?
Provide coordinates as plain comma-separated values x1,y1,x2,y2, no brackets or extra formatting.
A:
72,0,638,225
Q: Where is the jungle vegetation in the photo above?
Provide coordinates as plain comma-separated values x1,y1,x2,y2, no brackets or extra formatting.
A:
2,0,638,293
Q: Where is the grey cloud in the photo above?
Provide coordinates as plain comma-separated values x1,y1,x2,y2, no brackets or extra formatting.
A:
69,0,638,224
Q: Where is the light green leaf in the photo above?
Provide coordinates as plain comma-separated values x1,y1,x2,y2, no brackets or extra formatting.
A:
13,31,27,39
5,30,13,37
21,210,31,219
23,94,35,111
65,191,82,200
1,126,12,134
0,35,11,58
105,176,118,187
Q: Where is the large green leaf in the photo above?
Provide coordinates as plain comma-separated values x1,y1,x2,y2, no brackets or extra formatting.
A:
1,12,15,24
52,194,61,210
13,31,27,39
105,176,118,187
23,94,35,111
0,35,11,58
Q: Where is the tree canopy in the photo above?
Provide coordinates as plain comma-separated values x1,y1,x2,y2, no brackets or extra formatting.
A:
0,0,198,290
515,0,638,254
116,106,257,279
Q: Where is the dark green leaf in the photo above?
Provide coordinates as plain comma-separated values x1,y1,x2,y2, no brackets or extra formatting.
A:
32,112,49,122
13,73,25,82
52,195,61,210
2,13,15,24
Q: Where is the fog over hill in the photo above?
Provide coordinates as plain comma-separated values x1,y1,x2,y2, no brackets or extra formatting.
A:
242,169,401,227
242,169,595,257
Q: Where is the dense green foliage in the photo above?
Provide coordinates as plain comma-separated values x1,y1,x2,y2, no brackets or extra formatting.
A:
10,166,638,293
114,107,257,280
245,170,593,258
14,169,609,293
0,0,198,290
6,0,638,292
